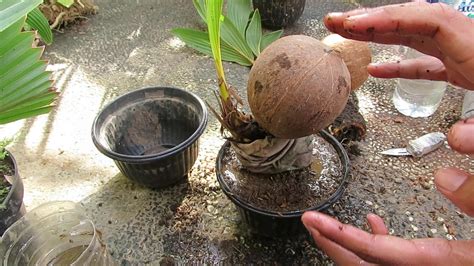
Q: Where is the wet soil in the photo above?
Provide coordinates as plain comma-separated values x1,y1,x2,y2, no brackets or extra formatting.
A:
221,135,344,212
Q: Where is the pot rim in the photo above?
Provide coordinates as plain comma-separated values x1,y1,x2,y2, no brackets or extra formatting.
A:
216,130,350,218
0,150,21,210
91,86,208,163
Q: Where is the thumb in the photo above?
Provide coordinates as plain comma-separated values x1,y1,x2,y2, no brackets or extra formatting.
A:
447,118,474,155
435,168,474,216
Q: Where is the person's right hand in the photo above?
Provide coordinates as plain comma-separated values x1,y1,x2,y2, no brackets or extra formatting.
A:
324,1,474,90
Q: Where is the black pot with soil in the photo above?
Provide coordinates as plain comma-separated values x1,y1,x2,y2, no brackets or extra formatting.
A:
0,151,25,235
92,86,208,188
253,0,306,29
216,131,349,237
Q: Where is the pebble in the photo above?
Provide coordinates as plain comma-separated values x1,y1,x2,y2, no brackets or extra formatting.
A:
376,209,386,217
431,228,438,234
365,200,373,206
437,217,445,224
421,182,431,190
408,217,414,222
411,225,419,231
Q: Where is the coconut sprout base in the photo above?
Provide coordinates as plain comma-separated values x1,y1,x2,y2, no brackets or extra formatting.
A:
219,134,344,213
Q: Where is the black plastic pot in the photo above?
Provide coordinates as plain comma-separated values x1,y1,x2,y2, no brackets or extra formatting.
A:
92,87,208,188
253,0,306,29
216,131,349,237
0,151,25,236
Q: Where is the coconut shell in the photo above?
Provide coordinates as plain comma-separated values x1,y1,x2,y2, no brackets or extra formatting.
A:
248,35,351,139
322,34,372,91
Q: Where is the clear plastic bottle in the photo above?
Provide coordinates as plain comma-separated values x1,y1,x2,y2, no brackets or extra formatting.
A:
0,201,115,266
392,48,447,117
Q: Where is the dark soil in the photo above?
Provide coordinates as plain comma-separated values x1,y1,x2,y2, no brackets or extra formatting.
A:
0,154,14,204
220,135,345,213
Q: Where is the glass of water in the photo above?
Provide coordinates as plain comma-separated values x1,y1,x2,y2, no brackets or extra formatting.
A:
392,47,447,118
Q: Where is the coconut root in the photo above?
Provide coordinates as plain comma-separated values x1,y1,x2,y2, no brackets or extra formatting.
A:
231,135,314,174
327,93,367,142
210,87,315,174
40,0,98,29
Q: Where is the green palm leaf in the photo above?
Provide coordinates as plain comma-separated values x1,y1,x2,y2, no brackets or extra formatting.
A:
261,30,283,51
57,0,75,8
246,10,262,56
26,8,53,45
227,0,252,36
172,0,282,66
0,18,58,125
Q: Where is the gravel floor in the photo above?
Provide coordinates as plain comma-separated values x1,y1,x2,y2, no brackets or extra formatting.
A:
1,0,472,264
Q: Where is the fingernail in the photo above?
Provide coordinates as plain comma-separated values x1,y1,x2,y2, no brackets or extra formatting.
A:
436,168,469,192
326,12,344,19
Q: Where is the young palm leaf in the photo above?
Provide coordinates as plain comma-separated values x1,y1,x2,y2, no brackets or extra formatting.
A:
26,8,54,45
206,0,267,142
172,0,283,66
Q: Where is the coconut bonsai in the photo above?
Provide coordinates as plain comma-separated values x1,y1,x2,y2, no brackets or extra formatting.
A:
202,0,370,236
0,1,58,234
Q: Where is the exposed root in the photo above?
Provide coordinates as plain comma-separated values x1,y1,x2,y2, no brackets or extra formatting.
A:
40,0,98,29
327,93,367,142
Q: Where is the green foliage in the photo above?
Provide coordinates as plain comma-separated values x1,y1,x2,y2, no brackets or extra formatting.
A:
206,0,229,101
0,139,11,161
57,0,75,8
0,18,58,125
26,8,53,45
171,0,283,66
0,0,42,31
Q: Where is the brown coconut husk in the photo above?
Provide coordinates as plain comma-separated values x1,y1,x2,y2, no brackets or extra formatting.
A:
39,0,98,29
327,93,367,143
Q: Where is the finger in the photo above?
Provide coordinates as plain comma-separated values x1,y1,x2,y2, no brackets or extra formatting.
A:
303,212,434,264
367,214,388,235
303,212,374,265
368,56,447,81
447,118,474,154
342,2,474,65
324,9,372,33
435,168,474,216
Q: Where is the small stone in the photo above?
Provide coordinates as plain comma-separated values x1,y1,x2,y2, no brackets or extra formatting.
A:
408,217,414,222
421,182,431,190
437,217,445,224
394,178,403,184
431,228,438,234
411,225,419,231
376,209,386,217
405,211,411,215
365,200,373,206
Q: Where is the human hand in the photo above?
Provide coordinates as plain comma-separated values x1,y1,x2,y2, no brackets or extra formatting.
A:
324,1,474,90
302,211,474,265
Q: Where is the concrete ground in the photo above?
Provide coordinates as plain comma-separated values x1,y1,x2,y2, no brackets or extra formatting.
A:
1,0,473,264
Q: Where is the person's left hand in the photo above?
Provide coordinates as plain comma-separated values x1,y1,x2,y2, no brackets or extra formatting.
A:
302,212,474,265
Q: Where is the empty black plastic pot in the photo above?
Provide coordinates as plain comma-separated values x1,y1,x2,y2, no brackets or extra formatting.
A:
253,0,306,29
1,151,25,236
92,87,208,188
216,131,349,237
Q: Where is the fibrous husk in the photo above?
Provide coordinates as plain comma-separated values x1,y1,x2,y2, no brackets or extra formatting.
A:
40,0,98,29
327,92,367,142
322,34,372,91
248,35,351,139
230,135,314,174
